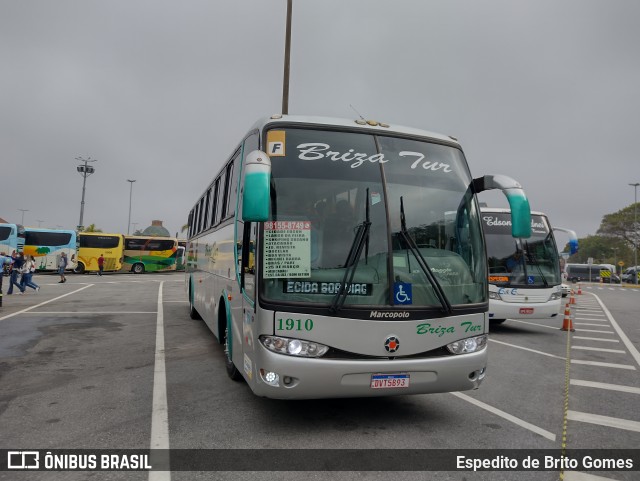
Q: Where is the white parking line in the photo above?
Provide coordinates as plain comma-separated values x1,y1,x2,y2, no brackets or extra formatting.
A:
571,379,640,395
150,281,170,481
575,323,611,327
571,346,626,354
564,471,622,480
567,410,640,433
590,292,640,369
29,311,157,314
507,319,560,329
489,339,565,359
570,359,636,370
575,328,615,334
0,284,93,322
450,392,556,441
573,336,619,343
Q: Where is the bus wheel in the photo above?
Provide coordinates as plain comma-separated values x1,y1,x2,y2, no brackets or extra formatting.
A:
74,262,85,274
132,263,145,274
189,284,202,320
224,325,242,381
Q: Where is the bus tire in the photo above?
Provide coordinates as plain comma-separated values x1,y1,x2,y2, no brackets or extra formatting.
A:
490,319,506,325
188,283,202,320
132,263,145,274
220,304,242,381
74,262,85,274
224,325,242,381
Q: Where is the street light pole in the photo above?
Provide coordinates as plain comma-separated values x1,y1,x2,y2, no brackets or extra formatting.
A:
630,182,639,284
36,220,44,227
281,0,292,114
18,209,29,225
127,179,136,235
76,156,97,231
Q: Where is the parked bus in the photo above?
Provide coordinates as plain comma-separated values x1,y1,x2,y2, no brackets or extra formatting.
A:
122,235,179,273
76,232,125,273
186,115,531,399
24,228,77,271
482,208,562,324
0,223,25,255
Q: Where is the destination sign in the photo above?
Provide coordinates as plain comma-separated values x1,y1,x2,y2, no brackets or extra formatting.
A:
284,281,372,296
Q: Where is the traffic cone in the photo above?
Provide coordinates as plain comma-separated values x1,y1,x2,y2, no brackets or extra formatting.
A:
569,290,576,305
560,303,575,332
577,284,582,295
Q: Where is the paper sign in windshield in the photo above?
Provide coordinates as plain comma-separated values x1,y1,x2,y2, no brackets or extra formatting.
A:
263,221,311,278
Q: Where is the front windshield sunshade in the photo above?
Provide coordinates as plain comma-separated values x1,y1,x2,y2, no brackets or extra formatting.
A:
261,127,487,310
483,213,561,287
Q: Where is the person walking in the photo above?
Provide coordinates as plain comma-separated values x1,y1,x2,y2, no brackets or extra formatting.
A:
58,252,68,283
21,255,40,293
97,254,105,276
7,252,26,295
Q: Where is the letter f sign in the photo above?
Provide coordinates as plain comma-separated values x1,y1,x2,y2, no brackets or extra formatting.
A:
269,141,285,156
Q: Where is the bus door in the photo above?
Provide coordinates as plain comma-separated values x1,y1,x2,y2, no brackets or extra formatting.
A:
238,222,258,378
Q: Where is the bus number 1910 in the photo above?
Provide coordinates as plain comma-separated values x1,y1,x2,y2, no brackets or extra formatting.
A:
276,318,314,331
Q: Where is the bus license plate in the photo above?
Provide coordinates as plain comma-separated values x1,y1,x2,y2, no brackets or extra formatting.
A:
519,308,534,314
370,373,410,389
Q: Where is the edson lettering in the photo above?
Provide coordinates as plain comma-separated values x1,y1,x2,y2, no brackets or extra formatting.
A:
483,216,511,227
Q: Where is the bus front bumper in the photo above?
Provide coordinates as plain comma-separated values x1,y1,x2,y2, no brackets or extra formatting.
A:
249,346,487,400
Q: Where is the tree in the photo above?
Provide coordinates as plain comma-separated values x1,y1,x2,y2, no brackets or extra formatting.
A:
567,235,631,267
181,223,189,233
82,224,103,233
597,203,640,248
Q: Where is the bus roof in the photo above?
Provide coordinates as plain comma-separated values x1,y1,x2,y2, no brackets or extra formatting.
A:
249,115,460,146
481,207,546,217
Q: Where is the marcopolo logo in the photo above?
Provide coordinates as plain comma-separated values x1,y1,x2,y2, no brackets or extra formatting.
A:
384,336,400,353
7,451,39,469
369,311,410,319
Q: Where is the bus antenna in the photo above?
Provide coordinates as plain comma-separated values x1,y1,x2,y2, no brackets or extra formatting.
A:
350,104,366,121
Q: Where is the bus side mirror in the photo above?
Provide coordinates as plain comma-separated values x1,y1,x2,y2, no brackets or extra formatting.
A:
473,174,532,238
242,150,271,222
554,227,579,255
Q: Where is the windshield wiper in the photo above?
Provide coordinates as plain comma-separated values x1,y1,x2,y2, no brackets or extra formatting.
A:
398,197,453,314
329,189,372,314
524,240,549,287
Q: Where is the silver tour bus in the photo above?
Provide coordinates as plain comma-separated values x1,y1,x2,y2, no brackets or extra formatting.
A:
186,115,531,399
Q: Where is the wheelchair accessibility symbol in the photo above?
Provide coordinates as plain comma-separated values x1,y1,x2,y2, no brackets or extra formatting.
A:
394,282,412,305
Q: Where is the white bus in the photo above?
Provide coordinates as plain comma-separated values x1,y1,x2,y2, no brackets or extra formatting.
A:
186,115,531,399
482,208,562,324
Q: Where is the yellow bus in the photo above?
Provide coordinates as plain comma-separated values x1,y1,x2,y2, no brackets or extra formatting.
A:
121,235,179,274
75,232,125,273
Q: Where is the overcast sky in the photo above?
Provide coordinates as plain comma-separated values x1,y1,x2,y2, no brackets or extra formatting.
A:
2,0,639,245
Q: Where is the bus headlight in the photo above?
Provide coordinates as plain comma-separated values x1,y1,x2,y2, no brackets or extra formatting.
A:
550,292,561,300
488,291,502,300
260,335,329,358
446,335,488,355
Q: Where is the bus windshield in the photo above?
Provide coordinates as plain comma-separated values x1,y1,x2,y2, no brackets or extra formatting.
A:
483,212,561,287
0,226,12,242
261,127,486,310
